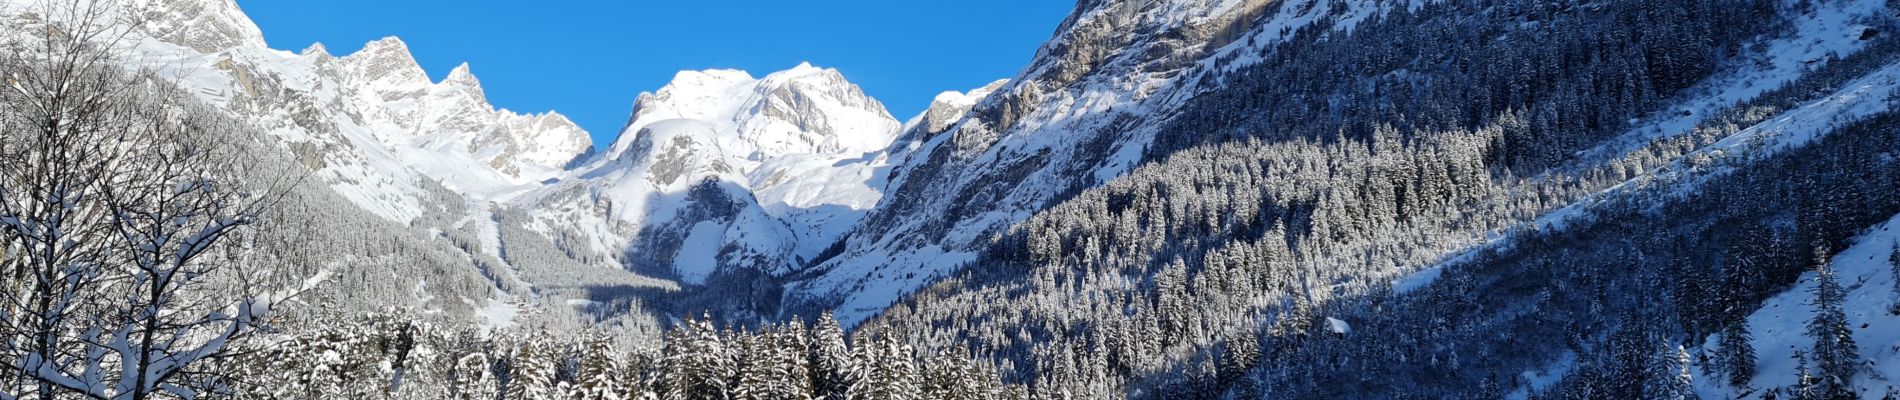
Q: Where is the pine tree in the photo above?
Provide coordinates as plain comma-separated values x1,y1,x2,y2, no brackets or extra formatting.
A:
1806,258,1860,400
661,316,734,400
1716,321,1757,387
1606,322,1656,398
575,333,624,400
1889,243,1900,314
847,332,918,400
505,334,558,400
809,313,855,400
1646,344,1699,400
453,352,500,400
730,326,814,400
1792,351,1819,400
922,348,990,400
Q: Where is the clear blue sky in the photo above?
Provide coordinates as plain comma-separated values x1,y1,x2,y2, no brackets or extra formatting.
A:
238,1,1075,149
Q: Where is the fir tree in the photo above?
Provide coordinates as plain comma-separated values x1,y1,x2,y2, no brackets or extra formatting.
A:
1889,243,1900,314
809,313,855,400
452,352,499,400
575,333,624,400
1716,321,1757,388
1806,258,1860,400
1646,344,1699,400
847,332,918,400
505,334,558,400
1792,351,1819,400
660,316,734,400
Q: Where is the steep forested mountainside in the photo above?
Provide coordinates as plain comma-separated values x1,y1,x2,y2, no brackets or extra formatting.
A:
846,0,1900,398
784,0,1390,324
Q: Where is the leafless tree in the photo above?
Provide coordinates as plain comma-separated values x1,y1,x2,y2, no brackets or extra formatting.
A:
0,1,297,399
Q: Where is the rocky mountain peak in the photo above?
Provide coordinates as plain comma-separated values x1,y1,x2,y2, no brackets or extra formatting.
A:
438,62,486,99
909,79,1009,137
130,0,264,52
300,42,332,58
341,36,432,102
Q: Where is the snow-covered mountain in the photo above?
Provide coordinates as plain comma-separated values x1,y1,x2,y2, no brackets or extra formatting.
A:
506,63,920,316
332,37,593,192
0,0,612,320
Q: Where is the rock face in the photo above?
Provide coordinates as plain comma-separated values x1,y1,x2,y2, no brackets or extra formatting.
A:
130,0,266,52
906,80,1010,139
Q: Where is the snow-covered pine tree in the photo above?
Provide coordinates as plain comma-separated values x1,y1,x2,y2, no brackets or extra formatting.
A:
1646,344,1699,400
505,333,558,400
618,349,659,400
733,326,812,400
809,313,855,400
847,332,918,400
768,325,815,399
1805,256,1859,400
1889,243,1899,313
1792,351,1820,400
732,330,772,400
1606,321,1657,398
453,352,500,400
921,348,987,400
1716,320,1757,387
660,316,733,400
575,333,624,400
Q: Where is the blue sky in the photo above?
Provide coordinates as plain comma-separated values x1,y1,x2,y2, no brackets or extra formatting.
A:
239,1,1075,149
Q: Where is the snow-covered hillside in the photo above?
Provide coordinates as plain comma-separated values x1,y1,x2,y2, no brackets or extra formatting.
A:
1696,214,1900,399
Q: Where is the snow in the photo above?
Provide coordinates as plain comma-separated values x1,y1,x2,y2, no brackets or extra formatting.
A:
601,63,898,160
673,221,727,285
1326,317,1352,334
822,245,976,326
1507,352,1578,400
473,299,520,332
1695,213,1900,399
1391,264,1445,294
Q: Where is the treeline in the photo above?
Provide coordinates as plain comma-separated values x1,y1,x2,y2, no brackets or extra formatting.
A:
222,311,1022,399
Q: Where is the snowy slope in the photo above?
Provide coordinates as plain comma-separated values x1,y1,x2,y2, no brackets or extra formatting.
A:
1696,214,1900,399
